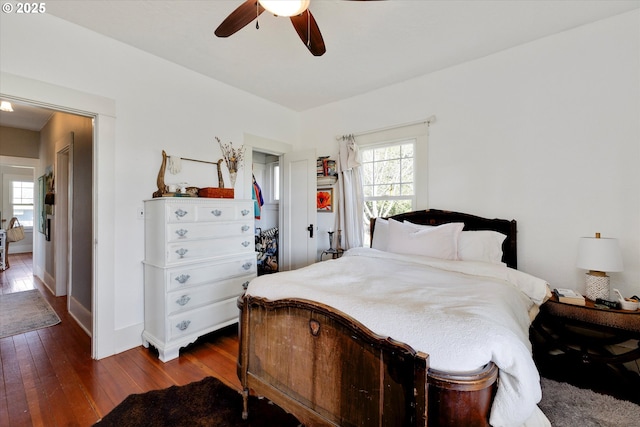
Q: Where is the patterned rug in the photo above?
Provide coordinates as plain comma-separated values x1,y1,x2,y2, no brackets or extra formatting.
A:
0,289,61,338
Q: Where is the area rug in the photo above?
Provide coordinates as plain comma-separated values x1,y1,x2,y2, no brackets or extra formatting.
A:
540,377,640,427
96,375,640,427
0,289,61,338
95,376,301,427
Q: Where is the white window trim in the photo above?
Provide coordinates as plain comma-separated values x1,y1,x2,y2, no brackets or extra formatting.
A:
3,172,35,230
357,121,429,209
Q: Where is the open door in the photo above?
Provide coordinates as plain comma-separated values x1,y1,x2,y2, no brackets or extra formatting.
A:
280,149,317,271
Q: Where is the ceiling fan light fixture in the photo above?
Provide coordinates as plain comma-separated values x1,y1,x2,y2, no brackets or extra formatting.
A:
258,0,310,17
0,101,14,112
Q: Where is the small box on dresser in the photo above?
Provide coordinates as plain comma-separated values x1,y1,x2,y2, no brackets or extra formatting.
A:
142,198,256,362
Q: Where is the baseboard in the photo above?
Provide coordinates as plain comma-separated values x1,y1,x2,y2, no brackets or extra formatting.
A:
39,270,56,296
69,296,92,337
115,322,145,354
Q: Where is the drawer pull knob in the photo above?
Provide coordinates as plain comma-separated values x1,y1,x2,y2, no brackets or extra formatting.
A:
242,281,250,290
242,241,250,247
175,274,191,284
176,248,188,258
241,209,250,216
241,225,250,232
174,208,188,219
242,262,252,270
176,295,191,306
176,320,191,331
211,209,222,217
175,228,188,238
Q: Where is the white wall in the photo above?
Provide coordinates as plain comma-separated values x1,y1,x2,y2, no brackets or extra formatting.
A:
0,13,298,355
1,9,638,358
299,10,640,298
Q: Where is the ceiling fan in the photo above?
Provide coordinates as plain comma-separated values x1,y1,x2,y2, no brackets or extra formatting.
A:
214,0,376,57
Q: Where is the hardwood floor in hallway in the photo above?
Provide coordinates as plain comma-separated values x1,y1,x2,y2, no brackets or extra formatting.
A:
0,253,242,427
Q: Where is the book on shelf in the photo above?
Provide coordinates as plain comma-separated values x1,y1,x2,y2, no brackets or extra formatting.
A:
553,288,586,306
317,156,337,177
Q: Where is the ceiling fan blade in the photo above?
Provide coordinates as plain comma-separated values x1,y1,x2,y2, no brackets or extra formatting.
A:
215,0,265,38
290,10,326,56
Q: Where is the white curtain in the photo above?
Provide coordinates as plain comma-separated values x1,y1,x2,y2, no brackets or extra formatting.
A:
334,134,364,249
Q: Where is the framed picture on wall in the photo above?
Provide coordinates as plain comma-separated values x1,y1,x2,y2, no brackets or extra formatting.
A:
38,175,45,234
317,188,333,212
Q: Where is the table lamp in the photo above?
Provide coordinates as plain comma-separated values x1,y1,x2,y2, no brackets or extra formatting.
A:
576,233,623,301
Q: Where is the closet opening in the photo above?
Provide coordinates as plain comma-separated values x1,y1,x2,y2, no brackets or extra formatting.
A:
252,151,280,276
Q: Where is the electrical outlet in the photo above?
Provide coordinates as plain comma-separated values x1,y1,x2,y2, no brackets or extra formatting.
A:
137,207,144,219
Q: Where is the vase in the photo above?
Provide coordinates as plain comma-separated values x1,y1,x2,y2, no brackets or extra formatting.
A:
229,170,237,188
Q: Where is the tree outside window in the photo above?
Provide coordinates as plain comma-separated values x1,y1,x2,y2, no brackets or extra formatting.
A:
362,140,415,244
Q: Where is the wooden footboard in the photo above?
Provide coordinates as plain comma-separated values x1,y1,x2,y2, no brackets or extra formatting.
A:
237,295,498,426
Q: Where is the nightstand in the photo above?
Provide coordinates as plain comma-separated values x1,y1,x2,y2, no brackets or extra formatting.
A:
320,248,343,261
532,294,640,403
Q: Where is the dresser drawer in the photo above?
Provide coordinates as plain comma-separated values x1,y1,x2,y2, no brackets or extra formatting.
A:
168,297,238,341
167,256,256,291
167,236,254,263
195,204,252,222
165,201,252,223
167,220,253,242
166,275,251,315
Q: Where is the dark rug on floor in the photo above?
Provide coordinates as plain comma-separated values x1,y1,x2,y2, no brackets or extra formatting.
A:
94,376,300,427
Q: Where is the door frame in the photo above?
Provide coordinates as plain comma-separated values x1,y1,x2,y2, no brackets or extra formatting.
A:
55,144,71,302
1,71,117,359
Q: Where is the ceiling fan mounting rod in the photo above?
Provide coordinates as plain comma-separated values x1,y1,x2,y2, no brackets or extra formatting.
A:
256,0,259,29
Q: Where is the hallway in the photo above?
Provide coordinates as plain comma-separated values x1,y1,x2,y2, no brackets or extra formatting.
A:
0,253,241,427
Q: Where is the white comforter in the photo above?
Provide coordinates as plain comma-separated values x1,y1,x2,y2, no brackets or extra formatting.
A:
246,247,551,427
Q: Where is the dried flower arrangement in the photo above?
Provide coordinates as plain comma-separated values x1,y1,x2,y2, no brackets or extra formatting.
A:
215,136,245,173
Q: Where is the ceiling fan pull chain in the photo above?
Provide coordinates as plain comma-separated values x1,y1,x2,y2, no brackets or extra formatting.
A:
306,9,310,48
256,1,260,29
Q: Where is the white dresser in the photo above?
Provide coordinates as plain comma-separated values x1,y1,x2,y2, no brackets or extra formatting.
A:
142,198,255,362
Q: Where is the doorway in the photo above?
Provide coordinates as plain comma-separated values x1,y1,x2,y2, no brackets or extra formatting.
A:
252,150,280,276
0,101,94,336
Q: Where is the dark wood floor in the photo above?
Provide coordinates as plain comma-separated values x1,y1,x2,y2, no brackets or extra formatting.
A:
1,253,242,427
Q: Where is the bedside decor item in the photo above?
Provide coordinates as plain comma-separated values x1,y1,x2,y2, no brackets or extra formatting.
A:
577,233,623,301
327,229,335,251
553,288,585,306
614,289,639,311
216,137,245,189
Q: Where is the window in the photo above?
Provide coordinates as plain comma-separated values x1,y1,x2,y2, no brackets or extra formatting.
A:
362,139,416,243
11,180,34,227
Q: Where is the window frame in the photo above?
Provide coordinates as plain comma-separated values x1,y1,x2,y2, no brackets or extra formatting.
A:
355,121,430,245
7,176,35,229
361,138,417,213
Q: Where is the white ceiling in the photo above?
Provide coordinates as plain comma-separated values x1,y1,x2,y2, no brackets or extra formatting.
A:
1,0,639,130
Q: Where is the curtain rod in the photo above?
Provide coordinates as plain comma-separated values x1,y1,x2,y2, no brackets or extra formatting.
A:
336,115,436,140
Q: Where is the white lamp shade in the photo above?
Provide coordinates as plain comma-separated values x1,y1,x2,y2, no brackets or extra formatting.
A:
259,0,310,17
576,236,623,272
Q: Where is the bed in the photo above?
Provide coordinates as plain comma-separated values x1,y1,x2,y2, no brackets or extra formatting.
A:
237,209,551,427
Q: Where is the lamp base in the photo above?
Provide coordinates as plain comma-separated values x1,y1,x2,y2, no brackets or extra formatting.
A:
585,272,610,301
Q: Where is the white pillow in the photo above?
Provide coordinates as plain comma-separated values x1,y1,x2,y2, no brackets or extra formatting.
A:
371,218,389,250
404,220,506,264
457,230,507,264
387,218,464,260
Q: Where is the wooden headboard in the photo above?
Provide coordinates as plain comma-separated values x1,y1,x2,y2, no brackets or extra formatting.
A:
370,209,518,269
